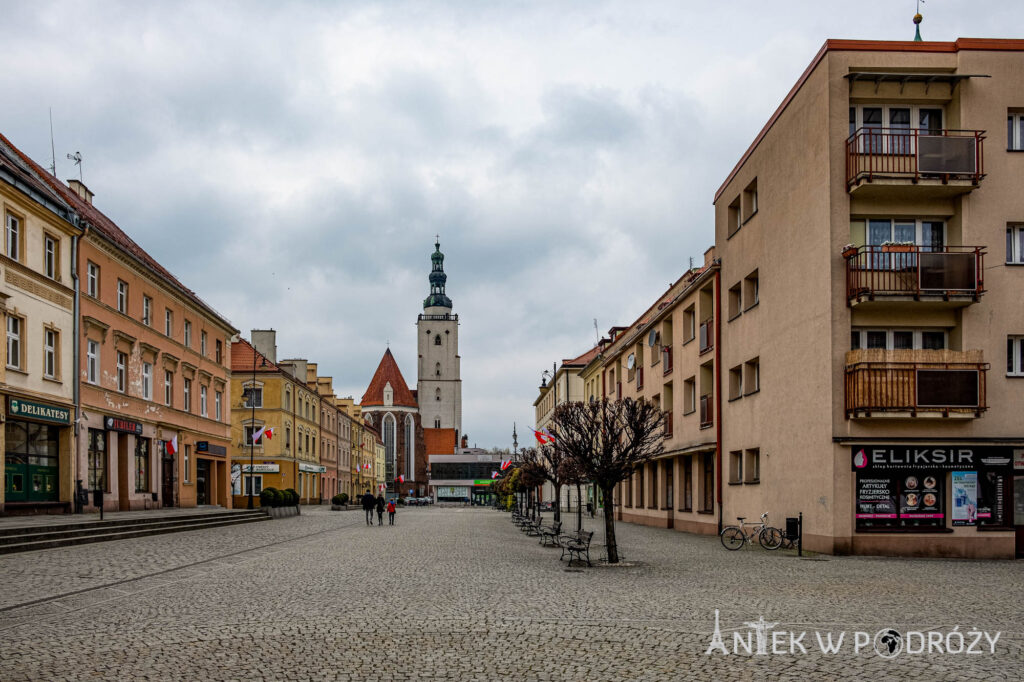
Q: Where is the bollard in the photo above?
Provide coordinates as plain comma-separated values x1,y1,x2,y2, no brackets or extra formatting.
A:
798,511,803,557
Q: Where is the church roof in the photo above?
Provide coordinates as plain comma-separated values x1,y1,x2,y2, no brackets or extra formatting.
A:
361,349,418,408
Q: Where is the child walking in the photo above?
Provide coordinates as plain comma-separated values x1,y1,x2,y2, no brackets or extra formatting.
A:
387,499,396,525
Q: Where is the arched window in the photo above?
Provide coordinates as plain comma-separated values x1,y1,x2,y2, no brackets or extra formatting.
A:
434,335,441,346
434,418,441,428
383,413,396,479
435,388,441,401
405,414,415,480
435,362,441,377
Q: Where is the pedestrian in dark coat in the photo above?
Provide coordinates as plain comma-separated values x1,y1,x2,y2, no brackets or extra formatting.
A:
361,490,375,526
375,494,386,526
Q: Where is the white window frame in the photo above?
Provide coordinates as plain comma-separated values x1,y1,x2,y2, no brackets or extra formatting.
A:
142,362,152,400
215,390,222,420
87,262,99,297
200,385,207,417
1007,225,1024,265
6,316,22,370
1008,112,1024,151
850,104,944,147
165,309,173,337
865,218,946,248
143,296,152,326
44,235,57,279
243,383,263,408
183,378,191,412
244,474,262,496
117,280,128,314
852,328,948,351
5,212,20,261
200,330,207,356
43,329,57,378
164,370,173,406
116,351,127,393
183,445,190,483
87,339,99,383
1008,336,1024,376
184,320,192,348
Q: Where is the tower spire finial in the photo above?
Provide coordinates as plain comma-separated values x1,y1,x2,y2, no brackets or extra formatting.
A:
914,0,924,41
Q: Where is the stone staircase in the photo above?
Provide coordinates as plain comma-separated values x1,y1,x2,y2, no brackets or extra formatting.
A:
0,509,270,554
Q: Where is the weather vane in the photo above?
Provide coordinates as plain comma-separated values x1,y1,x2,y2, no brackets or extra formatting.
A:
914,0,924,41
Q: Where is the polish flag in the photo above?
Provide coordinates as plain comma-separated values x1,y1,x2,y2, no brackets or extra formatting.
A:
530,428,554,445
397,475,405,483
541,428,556,443
491,471,500,479
165,436,178,456
500,460,512,471
252,426,274,442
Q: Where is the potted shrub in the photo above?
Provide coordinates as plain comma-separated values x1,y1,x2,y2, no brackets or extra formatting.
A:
841,243,858,259
259,487,277,508
285,488,299,506
331,493,346,510
881,240,915,253
339,492,349,506
272,489,285,507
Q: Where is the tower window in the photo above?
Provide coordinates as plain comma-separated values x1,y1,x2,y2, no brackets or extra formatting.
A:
435,362,441,377
435,388,441,401
434,335,441,346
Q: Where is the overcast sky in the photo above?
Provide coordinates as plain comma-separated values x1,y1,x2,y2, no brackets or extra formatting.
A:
1,1,1018,448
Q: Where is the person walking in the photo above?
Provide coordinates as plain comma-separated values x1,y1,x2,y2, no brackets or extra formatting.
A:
375,493,386,526
361,490,375,526
387,499,396,525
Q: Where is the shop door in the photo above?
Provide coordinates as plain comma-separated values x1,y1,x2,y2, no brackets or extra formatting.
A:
1015,474,1024,558
4,422,59,503
162,455,175,507
196,459,210,505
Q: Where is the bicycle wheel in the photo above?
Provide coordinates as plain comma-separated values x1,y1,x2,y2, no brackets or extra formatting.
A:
720,527,745,550
759,526,784,550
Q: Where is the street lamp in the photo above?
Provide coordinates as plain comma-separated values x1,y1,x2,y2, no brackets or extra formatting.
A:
243,353,267,509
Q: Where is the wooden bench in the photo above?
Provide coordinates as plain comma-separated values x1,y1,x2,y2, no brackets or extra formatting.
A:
539,520,562,546
560,530,594,567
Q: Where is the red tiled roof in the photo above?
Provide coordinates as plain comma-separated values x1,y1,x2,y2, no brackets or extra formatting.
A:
360,349,418,408
231,338,281,373
0,131,236,332
423,428,456,455
562,344,601,367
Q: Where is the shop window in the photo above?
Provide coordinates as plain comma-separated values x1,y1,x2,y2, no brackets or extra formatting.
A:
744,449,760,483
728,450,742,483
856,470,944,530
183,445,190,483
245,474,262,496
231,464,242,495
701,452,714,512
88,428,107,491
681,457,693,511
135,438,150,492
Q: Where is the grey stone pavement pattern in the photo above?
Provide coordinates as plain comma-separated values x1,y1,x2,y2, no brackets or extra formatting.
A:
0,506,1021,681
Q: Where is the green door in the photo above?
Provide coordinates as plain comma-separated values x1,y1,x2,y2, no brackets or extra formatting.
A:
5,421,59,503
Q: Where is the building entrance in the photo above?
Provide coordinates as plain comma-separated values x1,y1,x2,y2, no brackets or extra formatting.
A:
197,459,210,505
4,421,59,503
162,454,175,507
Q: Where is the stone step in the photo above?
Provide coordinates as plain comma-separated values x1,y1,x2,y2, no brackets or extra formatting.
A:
0,515,271,555
0,510,266,539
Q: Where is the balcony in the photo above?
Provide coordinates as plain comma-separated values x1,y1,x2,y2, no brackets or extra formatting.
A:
662,347,673,375
699,319,714,355
699,395,713,429
845,245,985,307
846,128,985,198
844,349,988,419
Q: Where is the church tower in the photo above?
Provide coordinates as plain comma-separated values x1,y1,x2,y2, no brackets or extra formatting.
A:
417,239,462,436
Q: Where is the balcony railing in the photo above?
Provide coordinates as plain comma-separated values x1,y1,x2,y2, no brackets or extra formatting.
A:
662,347,673,375
663,412,673,439
844,349,988,418
846,127,985,189
699,319,714,355
699,395,713,429
845,245,985,303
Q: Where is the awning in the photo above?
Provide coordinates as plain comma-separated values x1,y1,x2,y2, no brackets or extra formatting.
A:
845,72,989,93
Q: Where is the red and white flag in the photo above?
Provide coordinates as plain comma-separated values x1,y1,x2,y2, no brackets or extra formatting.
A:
252,426,275,442
397,475,405,483
491,471,500,479
165,436,178,456
530,428,554,445
500,460,512,470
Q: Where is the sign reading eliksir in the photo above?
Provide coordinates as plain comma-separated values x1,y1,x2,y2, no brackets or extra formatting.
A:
853,445,1013,531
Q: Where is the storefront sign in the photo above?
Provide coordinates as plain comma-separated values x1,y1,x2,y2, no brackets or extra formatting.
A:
7,397,71,425
105,416,143,435
951,471,978,526
855,477,897,521
196,441,227,456
852,445,1011,471
1014,449,1024,471
855,471,944,530
473,479,497,485
241,464,279,473
299,463,326,473
435,486,468,498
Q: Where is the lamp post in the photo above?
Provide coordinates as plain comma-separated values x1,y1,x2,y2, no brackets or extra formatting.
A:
245,353,267,510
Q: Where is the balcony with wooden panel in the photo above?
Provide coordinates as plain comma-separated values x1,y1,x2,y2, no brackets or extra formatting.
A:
844,245,985,308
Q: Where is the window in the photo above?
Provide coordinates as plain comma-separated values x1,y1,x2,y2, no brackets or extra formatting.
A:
701,452,714,512
6,316,22,370
244,424,265,446
117,280,128,314
852,104,943,147
306,434,310,454
744,449,760,484
143,296,152,326
285,426,291,449
183,445,190,483
44,235,58,279
86,339,99,383
5,212,21,261
183,378,191,412
142,362,152,400
855,470,944,530
200,331,207,356
184,320,192,348
683,376,696,414
727,283,742,320
88,428,107,491
744,358,760,395
1008,111,1024,151
727,196,741,237
1008,337,1024,376
43,329,58,378
87,262,99,297
729,450,743,484
242,385,262,408
851,328,947,351
435,362,441,377
742,178,757,220
682,457,693,511
683,305,695,343
215,391,222,420
135,438,150,492
165,309,173,336
200,385,207,416
743,270,759,310
244,474,262,496
728,365,743,400
215,339,223,364
116,352,127,392
1008,225,1024,264
164,371,173,406
435,388,441,401
866,218,945,257
434,334,441,346
434,418,441,428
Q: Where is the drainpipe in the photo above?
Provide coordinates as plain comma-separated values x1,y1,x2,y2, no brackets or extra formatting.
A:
72,226,83,512
714,268,723,535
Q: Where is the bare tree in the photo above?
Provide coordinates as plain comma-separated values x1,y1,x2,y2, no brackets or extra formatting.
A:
552,398,666,563
518,442,572,523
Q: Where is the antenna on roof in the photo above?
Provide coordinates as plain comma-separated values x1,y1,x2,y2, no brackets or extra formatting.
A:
914,0,924,41
66,151,82,182
48,108,57,177
689,256,694,271
593,318,599,345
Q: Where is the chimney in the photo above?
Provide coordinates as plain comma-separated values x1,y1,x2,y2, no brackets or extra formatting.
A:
461,434,468,449
67,179,94,205
251,329,277,363
703,245,717,267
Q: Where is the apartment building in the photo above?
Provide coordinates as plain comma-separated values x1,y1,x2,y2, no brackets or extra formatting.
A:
715,39,1024,558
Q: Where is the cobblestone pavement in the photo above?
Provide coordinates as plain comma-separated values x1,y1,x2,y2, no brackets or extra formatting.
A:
0,507,1021,681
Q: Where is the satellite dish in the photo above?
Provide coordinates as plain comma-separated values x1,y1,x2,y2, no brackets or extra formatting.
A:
648,329,659,347
626,354,635,370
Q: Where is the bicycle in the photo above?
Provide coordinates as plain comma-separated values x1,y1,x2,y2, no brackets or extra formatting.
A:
720,512,783,550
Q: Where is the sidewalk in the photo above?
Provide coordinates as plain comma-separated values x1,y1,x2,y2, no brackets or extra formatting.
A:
0,505,237,530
